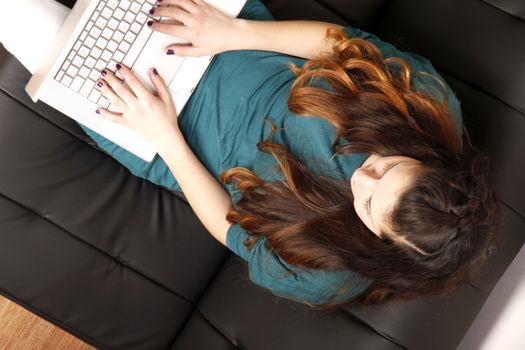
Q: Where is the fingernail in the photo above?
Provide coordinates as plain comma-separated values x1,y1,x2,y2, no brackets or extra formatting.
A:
97,81,104,87
153,68,158,75
96,109,100,114
101,69,107,76
166,49,174,55
157,0,162,2
116,63,122,70
147,20,153,27
149,7,155,15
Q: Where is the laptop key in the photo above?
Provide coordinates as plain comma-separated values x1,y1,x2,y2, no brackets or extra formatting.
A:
124,32,137,44
80,79,95,98
95,59,107,71
70,76,85,92
67,65,79,77
101,8,113,20
78,46,91,58
90,26,102,39
113,51,125,63
118,41,130,53
130,2,141,14
101,50,113,62
102,28,114,41
114,8,125,21
96,1,105,12
84,35,96,48
124,12,136,24
85,57,96,69
112,31,125,43
136,12,148,24
91,47,103,59
60,75,73,87
107,0,119,10
96,37,108,50
89,69,100,81
118,22,130,34
108,18,119,31
119,0,132,11
130,22,142,34
79,67,91,79
56,70,65,82
89,89,102,103
99,97,110,108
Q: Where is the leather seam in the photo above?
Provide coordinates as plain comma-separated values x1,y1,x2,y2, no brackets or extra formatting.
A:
0,191,193,305
197,309,243,349
0,87,190,204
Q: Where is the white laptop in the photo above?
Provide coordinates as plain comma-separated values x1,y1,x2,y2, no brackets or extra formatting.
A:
26,0,247,162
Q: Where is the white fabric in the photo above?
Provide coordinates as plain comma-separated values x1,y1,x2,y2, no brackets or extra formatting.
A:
0,0,70,74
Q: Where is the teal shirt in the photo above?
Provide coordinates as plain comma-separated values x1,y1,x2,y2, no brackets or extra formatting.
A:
79,0,463,305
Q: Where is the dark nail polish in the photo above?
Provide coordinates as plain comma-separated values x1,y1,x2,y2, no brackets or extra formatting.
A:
101,69,107,76
147,20,153,27
166,49,174,55
97,81,103,87
157,0,162,2
96,109,100,114
116,63,122,70
149,7,155,15
153,68,158,75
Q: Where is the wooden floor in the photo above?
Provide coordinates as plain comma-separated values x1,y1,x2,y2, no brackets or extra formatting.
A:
0,295,94,350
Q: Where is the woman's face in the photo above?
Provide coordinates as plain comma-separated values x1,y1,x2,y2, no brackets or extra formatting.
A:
351,155,422,237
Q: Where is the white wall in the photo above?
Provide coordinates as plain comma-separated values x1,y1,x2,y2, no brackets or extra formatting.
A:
457,243,525,350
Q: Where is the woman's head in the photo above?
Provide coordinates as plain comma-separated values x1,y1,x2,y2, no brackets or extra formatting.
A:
350,154,423,241
219,28,501,310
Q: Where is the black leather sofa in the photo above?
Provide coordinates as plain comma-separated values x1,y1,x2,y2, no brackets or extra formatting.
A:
1,0,524,349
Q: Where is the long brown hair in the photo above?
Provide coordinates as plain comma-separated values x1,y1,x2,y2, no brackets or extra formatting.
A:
219,28,501,310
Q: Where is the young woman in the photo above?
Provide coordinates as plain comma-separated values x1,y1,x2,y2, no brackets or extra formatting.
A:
1,0,501,310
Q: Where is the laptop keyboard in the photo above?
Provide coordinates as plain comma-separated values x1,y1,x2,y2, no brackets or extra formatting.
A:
54,0,157,108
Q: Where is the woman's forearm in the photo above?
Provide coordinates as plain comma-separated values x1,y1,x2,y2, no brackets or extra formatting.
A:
158,130,232,247
232,20,343,59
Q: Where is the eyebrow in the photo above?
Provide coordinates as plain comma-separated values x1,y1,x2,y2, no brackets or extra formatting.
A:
369,161,406,229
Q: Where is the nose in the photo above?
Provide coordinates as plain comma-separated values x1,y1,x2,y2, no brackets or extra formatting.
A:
352,166,380,196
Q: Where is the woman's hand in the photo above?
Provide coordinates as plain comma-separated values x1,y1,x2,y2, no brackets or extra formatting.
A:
95,63,181,152
149,0,242,56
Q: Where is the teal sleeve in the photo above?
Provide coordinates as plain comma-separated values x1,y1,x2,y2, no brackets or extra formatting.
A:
226,224,374,304
342,26,463,134
239,0,274,21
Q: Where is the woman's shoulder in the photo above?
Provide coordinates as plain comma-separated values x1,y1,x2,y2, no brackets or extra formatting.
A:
342,26,463,130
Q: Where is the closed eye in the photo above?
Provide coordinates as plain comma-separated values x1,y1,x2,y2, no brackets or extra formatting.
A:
382,161,399,173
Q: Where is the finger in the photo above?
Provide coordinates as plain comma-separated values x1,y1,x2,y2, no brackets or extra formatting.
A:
149,6,194,26
165,44,202,57
95,107,130,127
95,79,127,112
111,63,151,101
153,21,193,42
189,0,205,6
101,65,137,106
150,67,173,105
156,0,200,14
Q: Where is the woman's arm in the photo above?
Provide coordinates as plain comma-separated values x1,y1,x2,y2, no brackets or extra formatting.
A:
157,129,232,247
150,0,343,59
95,63,232,247
233,20,344,60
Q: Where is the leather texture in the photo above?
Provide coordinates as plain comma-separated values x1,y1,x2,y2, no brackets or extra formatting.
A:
0,0,524,349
